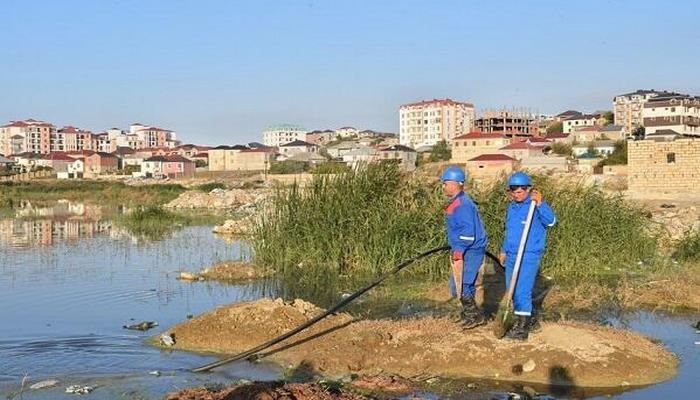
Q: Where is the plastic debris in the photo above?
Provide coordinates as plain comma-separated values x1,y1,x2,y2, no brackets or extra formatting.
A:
65,385,93,394
523,359,536,372
160,333,175,347
30,379,59,390
123,321,158,331
149,370,161,376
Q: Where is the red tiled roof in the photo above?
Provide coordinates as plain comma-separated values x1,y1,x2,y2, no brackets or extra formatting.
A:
48,152,75,161
137,126,172,132
454,131,509,140
468,153,516,162
163,154,193,163
499,142,537,150
400,98,475,108
527,137,552,142
546,133,569,138
575,125,602,132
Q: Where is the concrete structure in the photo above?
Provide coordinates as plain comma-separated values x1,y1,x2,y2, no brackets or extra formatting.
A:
474,109,535,136
575,157,602,174
451,132,511,164
465,154,517,179
399,99,475,148
628,136,700,194
521,156,569,172
642,93,700,137
306,130,335,145
208,145,275,171
207,145,249,171
563,114,607,134
263,124,307,147
613,90,679,134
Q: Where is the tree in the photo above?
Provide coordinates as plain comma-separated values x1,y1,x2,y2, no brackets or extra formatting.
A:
598,140,628,166
428,140,451,162
632,126,645,140
551,142,572,156
600,111,614,125
194,159,207,168
546,121,563,135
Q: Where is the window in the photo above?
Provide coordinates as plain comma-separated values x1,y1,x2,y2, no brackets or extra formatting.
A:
667,153,676,163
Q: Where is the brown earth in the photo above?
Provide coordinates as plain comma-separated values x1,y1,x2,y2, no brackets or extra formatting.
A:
165,381,370,400
162,299,677,389
198,261,272,282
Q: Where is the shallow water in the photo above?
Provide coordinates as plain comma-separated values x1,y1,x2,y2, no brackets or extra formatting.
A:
1,203,698,399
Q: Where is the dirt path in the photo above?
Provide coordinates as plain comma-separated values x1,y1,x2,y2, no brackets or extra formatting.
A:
162,299,677,389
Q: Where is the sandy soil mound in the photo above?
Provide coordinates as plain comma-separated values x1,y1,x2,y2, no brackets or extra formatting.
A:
164,299,677,388
200,261,271,282
165,381,370,400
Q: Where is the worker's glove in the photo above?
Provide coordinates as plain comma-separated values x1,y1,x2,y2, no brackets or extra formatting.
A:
451,251,463,261
531,189,542,206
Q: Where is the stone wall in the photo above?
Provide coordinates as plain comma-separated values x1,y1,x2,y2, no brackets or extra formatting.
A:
628,138,700,194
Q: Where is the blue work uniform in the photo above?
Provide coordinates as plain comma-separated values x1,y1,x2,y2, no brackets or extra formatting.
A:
444,191,488,298
500,195,557,316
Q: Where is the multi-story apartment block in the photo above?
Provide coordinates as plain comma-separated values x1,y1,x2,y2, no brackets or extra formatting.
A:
474,109,535,136
642,93,700,137
613,90,681,134
399,99,475,148
263,124,307,147
0,119,54,155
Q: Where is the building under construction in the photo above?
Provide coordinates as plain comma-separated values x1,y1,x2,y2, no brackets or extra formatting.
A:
475,108,538,137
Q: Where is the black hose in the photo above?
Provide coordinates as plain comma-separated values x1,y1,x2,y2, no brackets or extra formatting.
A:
191,245,451,372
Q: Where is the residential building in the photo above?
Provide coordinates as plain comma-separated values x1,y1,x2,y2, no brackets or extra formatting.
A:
161,155,195,178
378,144,417,171
278,140,318,157
563,114,606,133
335,126,359,138
628,136,700,194
136,126,179,148
84,152,118,175
208,145,275,171
306,130,336,146
521,156,569,172
207,145,249,171
465,154,518,179
451,132,511,164
141,156,165,177
342,147,378,169
642,93,700,137
399,98,475,147
263,124,307,147
599,125,625,141
613,89,680,134
498,142,542,161
0,119,55,155
554,110,583,122
572,140,616,157
0,155,13,168
326,140,365,159
571,126,603,143
474,109,535,136
544,132,572,143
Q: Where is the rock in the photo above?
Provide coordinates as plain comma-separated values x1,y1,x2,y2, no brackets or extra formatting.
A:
178,271,201,281
123,321,158,331
213,216,255,236
522,359,536,372
161,333,176,347
65,385,94,394
694,321,700,330
30,379,59,390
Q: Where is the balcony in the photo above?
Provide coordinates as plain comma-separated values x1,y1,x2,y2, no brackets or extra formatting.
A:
644,116,700,127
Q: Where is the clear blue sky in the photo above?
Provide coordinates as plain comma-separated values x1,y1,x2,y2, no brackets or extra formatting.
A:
2,0,698,145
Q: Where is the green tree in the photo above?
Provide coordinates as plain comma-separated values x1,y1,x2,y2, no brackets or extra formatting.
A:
428,140,451,162
598,140,628,166
600,111,614,125
546,121,563,135
194,159,207,168
551,142,572,156
269,160,309,174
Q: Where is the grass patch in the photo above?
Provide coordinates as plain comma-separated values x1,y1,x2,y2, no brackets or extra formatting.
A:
0,180,185,207
116,205,224,241
252,164,662,306
673,229,700,262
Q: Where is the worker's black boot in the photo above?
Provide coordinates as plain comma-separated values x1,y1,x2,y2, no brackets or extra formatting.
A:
459,296,486,329
528,310,541,333
506,315,530,341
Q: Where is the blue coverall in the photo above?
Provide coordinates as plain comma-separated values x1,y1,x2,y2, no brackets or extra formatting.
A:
444,191,488,298
501,195,557,316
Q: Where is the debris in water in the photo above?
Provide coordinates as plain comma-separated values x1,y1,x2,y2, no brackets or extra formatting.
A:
65,385,93,394
506,392,522,400
522,359,536,372
186,314,194,319
29,379,59,390
123,321,158,331
149,370,161,377
178,271,202,281
694,320,700,331
694,341,700,345
160,333,176,347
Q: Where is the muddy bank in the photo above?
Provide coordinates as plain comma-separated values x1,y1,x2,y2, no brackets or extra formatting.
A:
166,381,370,400
179,261,271,282
162,299,677,389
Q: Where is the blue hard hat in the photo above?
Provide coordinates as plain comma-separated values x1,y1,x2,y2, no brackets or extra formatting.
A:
507,171,532,187
440,166,466,183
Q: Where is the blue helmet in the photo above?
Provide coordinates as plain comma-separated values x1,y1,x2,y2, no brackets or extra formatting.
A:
440,166,466,183
508,171,532,187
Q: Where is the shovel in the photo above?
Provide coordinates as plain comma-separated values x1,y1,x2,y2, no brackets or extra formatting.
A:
493,198,537,338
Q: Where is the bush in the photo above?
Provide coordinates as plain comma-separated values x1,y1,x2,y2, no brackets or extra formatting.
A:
674,229,700,262
312,162,350,174
598,140,627,166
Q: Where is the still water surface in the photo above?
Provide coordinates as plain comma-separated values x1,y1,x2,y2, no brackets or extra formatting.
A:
0,203,697,399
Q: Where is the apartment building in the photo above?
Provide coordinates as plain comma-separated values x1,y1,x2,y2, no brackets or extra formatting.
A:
399,99,475,148
263,124,307,147
642,93,700,137
0,119,54,155
613,89,680,134
474,109,535,136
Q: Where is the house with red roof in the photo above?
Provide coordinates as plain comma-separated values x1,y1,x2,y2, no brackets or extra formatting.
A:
466,153,518,179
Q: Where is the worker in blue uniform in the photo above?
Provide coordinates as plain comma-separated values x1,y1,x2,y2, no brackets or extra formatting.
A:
498,171,557,340
441,166,488,329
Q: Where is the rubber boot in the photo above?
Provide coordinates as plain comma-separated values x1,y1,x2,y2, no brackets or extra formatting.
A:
459,296,486,329
506,315,530,341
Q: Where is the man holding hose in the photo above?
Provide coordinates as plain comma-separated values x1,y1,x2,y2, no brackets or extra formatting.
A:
441,166,488,329
499,171,557,340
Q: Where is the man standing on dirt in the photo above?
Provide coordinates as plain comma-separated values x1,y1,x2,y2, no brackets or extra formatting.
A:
498,171,556,340
441,166,488,329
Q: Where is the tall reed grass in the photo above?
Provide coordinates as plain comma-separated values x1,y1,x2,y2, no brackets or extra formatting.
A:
252,164,660,304
116,205,223,241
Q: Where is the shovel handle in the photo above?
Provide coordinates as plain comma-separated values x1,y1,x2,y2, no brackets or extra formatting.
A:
505,199,537,304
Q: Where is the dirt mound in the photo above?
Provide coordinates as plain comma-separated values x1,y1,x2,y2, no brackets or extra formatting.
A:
200,261,271,282
165,381,370,400
165,188,269,210
163,299,677,388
